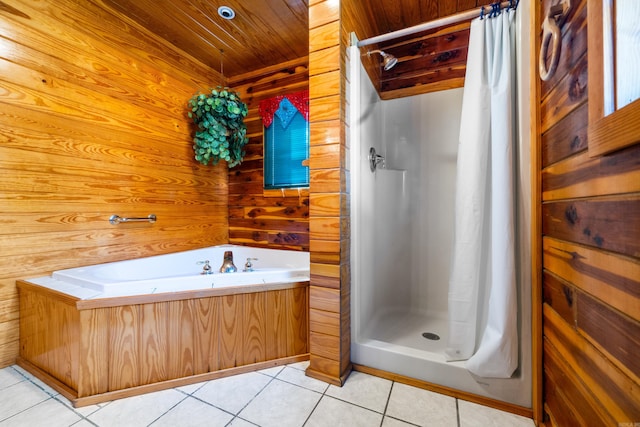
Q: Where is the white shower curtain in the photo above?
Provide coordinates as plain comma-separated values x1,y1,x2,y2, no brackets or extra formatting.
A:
445,8,518,378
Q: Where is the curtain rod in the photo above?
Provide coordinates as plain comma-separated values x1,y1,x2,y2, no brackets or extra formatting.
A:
356,1,512,48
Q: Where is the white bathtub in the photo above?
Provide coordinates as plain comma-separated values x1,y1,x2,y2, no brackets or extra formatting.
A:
30,245,310,299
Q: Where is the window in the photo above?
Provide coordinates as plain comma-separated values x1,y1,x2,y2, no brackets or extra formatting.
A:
259,91,309,189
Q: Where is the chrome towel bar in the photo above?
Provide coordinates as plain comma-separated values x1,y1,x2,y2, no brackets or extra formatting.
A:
109,214,156,225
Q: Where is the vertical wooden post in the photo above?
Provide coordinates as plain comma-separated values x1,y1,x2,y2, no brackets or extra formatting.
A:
306,0,352,384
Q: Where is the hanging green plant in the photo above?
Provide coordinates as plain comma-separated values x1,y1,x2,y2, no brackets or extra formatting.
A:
187,86,249,168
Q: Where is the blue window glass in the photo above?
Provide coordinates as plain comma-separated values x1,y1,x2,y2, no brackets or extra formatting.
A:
264,98,309,189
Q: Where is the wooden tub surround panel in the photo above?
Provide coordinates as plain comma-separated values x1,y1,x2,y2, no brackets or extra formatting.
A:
17,280,309,407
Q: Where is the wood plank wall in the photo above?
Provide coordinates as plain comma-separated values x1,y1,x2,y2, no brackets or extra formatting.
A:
0,0,229,368
226,58,310,252
536,0,640,424
304,0,351,384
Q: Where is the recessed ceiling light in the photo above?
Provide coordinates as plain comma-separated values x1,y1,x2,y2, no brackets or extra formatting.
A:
218,6,235,20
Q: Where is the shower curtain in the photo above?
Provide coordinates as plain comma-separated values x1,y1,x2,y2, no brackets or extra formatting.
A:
445,7,518,378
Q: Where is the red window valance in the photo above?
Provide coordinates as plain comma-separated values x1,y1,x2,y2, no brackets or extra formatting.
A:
258,90,309,128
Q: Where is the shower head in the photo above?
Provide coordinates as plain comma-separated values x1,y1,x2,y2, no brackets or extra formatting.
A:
367,49,398,71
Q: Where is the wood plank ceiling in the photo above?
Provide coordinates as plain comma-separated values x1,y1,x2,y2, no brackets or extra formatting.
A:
104,0,496,96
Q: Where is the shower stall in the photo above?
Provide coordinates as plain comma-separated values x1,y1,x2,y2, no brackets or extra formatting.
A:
348,11,531,406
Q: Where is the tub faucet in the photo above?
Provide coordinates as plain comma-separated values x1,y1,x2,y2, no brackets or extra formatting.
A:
219,251,237,273
243,258,258,272
197,260,213,275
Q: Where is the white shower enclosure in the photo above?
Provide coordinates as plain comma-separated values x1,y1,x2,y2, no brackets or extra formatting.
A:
348,40,531,407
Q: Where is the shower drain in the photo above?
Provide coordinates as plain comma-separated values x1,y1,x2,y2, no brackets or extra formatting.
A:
422,332,440,341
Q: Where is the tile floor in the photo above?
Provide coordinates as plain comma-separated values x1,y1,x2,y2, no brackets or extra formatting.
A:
0,361,535,427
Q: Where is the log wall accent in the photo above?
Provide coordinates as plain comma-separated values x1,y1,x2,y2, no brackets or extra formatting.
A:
535,0,640,424
0,0,230,368
17,280,308,407
303,0,351,385
226,57,310,251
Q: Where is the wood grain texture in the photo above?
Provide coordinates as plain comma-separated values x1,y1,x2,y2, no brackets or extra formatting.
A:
18,281,309,405
544,306,640,424
101,0,308,78
543,237,640,321
225,56,310,252
1,0,228,367
539,0,587,97
541,143,640,201
139,302,169,385
305,0,351,385
192,297,219,375
542,196,640,258
577,292,640,383
541,102,588,168
537,0,640,423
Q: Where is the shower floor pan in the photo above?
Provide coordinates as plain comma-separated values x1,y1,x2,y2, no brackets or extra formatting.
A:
352,308,530,407
362,310,448,354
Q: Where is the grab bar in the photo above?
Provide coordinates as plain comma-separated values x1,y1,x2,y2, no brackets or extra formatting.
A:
109,214,157,225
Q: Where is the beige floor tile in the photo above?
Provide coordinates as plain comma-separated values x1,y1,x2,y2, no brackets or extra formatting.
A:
0,367,24,389
325,371,392,413
87,388,185,427
0,381,50,421
276,366,330,393
385,383,457,427
227,417,259,426
239,379,321,427
306,395,383,427
258,365,285,377
192,371,271,414
1,398,81,427
151,395,233,427
287,360,310,371
382,416,420,426
458,399,535,427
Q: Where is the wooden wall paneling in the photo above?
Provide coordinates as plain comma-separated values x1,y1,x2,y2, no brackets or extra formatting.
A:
542,197,640,257
542,237,639,321
305,0,350,385
545,305,640,423
539,53,588,135
378,27,469,99
1,0,229,367
539,0,587,97
530,0,544,423
538,0,640,422
540,102,588,168
225,57,310,251
576,292,640,383
542,271,575,327
541,143,640,201
543,336,612,426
